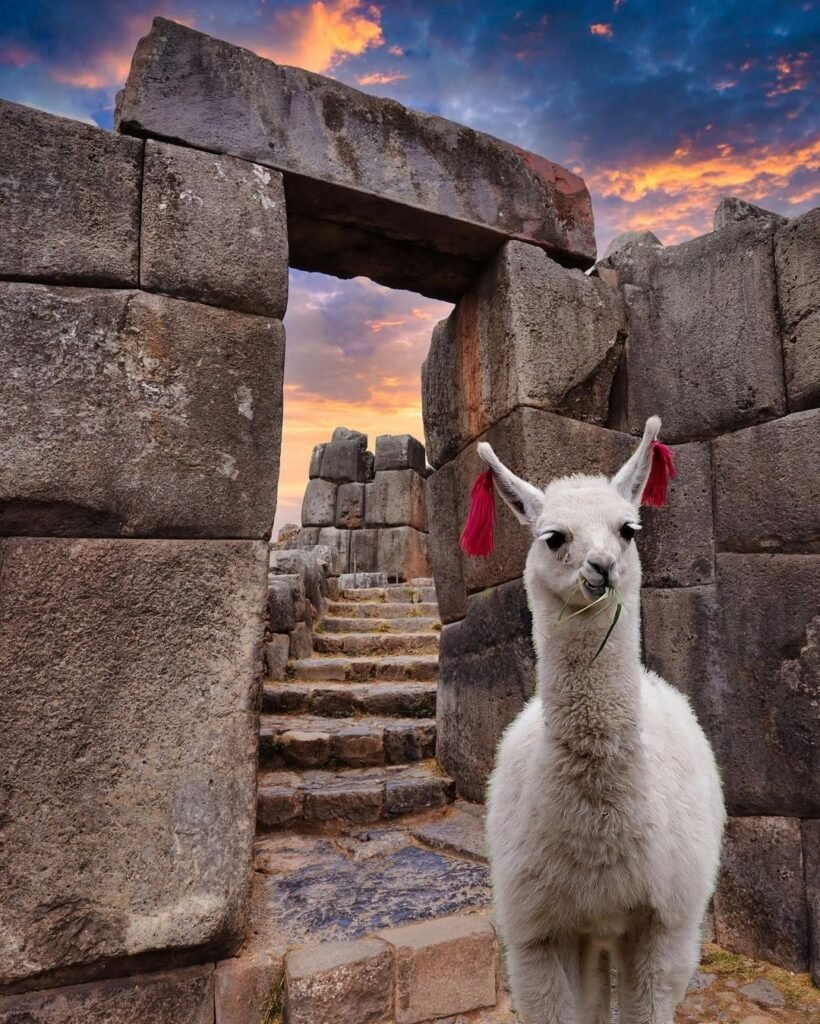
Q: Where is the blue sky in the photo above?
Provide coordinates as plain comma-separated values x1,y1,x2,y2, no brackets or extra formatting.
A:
1,1,817,528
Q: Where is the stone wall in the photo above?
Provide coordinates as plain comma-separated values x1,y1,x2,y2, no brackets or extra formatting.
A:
293,429,432,582
423,199,819,979
0,97,285,1010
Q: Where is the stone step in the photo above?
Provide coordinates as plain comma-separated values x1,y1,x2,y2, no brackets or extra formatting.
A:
327,600,439,618
256,762,455,829
290,654,438,682
312,631,439,657
262,681,437,718
316,615,440,634
260,714,436,768
340,585,437,604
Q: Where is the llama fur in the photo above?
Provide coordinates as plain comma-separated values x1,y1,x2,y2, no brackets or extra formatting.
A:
483,417,725,1024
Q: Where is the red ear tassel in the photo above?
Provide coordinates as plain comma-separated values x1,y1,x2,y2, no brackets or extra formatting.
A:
641,440,676,507
460,469,496,556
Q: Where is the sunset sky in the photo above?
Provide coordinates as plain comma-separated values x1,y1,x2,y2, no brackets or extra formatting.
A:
2,1,817,531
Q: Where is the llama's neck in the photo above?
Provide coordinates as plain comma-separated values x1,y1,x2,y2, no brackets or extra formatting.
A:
526,572,645,795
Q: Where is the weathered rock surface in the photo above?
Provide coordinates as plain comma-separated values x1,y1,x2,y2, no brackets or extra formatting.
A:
714,817,809,972
775,207,820,411
0,538,266,988
0,966,215,1023
803,819,820,985
639,441,715,587
141,140,288,318
215,953,282,1024
0,100,141,287
316,437,371,484
366,470,427,530
594,230,663,288
438,579,536,801
644,557,820,817
301,478,338,527
285,938,392,1024
267,577,299,633
378,914,497,1024
116,19,596,299
0,284,284,538
423,242,625,467
615,220,786,442
713,410,820,553
425,462,467,624
714,197,787,231
336,482,366,529
374,434,427,475
377,527,430,582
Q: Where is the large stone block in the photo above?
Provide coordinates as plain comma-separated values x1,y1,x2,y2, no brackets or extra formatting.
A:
640,441,715,587
803,820,820,986
141,140,288,318
616,220,786,442
713,410,820,553
365,470,427,530
215,953,283,1024
378,914,497,1024
0,284,284,538
284,938,392,1024
351,528,379,574
116,20,596,300
0,538,266,988
425,463,466,625
374,434,426,475
267,577,298,633
317,439,371,484
317,527,352,575
336,482,365,529
643,556,820,817
713,197,787,232
377,527,430,583
0,966,215,1023
714,817,809,972
422,242,625,467
301,479,338,527
775,207,820,412
438,579,536,801
0,100,141,287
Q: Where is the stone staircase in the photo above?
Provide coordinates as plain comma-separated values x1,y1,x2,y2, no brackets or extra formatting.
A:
257,581,456,833
218,580,518,1024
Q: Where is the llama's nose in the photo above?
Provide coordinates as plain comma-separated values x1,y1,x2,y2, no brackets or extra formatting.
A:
586,556,616,586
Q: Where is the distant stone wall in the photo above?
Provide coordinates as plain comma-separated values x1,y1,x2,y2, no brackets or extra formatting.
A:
293,428,432,582
423,198,819,979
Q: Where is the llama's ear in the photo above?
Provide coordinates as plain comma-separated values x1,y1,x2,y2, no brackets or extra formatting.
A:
612,416,672,506
477,442,543,526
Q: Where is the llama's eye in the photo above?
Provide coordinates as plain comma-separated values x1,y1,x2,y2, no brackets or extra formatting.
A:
620,523,640,541
545,532,566,551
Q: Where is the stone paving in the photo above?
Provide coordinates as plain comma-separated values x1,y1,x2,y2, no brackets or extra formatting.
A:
233,580,820,1023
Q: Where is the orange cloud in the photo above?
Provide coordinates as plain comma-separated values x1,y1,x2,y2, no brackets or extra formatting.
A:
767,52,810,98
257,0,383,73
590,23,614,38
590,136,820,246
366,317,407,331
357,70,407,85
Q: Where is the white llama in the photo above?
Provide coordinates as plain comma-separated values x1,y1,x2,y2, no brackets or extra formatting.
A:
474,417,725,1024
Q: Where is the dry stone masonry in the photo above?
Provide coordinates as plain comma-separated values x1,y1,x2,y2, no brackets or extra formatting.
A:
423,198,820,981
294,428,432,581
1,10,817,1019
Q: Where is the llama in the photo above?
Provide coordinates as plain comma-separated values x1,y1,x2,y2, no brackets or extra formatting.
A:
468,417,725,1024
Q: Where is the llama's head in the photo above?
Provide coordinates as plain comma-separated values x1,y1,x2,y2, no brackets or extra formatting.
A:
474,417,668,606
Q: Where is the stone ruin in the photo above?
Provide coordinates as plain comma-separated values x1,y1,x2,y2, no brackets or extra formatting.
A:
291,428,431,581
0,13,817,1021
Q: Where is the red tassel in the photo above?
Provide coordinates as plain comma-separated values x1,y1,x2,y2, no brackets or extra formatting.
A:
460,469,496,556
641,441,676,507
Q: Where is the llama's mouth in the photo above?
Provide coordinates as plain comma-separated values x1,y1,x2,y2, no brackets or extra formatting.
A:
580,577,606,600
